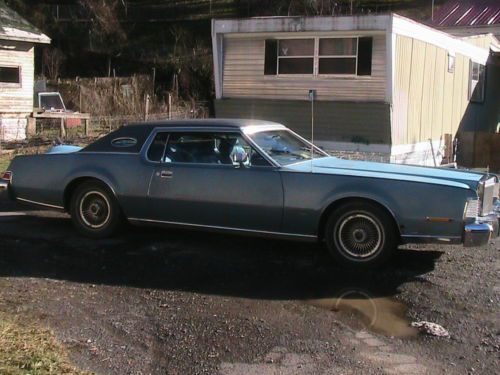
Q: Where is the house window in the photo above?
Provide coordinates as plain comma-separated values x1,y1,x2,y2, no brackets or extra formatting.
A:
277,39,314,74
0,66,21,84
469,61,485,103
264,37,372,76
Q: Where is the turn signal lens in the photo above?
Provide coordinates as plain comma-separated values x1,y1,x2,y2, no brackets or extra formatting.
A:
1,171,12,182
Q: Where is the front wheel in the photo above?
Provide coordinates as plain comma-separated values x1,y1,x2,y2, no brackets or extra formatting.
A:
70,180,123,238
325,202,398,268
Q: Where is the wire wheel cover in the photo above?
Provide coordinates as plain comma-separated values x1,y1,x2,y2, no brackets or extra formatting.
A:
79,191,111,229
336,213,383,259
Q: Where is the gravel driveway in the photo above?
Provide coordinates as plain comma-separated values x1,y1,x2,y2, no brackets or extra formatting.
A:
0,199,498,374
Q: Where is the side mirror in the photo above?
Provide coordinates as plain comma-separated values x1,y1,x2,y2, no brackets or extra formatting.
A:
232,148,248,167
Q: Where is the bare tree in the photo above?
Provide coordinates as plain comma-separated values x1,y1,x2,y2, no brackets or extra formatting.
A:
42,47,66,80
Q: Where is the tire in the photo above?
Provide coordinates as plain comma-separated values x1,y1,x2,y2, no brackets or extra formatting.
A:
70,180,123,238
325,201,398,268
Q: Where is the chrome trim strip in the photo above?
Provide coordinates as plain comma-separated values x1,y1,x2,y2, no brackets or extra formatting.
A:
16,197,64,210
78,151,140,155
128,217,317,239
401,234,462,243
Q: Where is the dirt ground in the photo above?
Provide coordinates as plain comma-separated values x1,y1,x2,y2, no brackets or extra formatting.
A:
0,199,498,375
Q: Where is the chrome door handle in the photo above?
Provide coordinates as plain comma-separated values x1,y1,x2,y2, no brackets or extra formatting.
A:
159,170,173,178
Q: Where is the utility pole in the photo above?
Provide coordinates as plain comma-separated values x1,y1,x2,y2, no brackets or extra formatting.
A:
431,0,435,21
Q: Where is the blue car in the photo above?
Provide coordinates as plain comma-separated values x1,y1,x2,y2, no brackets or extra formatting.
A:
1,119,498,267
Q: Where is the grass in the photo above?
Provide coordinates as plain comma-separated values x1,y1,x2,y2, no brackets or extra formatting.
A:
0,154,12,172
0,311,90,375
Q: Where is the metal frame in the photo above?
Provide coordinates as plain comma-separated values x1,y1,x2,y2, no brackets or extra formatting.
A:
274,36,361,77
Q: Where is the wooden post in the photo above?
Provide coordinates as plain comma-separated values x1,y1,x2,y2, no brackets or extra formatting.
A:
84,118,89,136
145,94,150,121
27,117,36,137
60,117,66,137
168,93,172,120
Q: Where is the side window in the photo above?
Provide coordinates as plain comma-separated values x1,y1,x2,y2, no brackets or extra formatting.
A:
147,132,169,162
159,132,271,167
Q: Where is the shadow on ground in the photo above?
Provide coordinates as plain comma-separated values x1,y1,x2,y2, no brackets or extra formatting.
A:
0,213,443,303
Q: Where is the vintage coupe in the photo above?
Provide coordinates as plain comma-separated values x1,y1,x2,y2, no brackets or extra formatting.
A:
1,119,499,267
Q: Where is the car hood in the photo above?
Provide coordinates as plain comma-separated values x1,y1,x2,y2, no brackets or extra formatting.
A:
284,157,484,190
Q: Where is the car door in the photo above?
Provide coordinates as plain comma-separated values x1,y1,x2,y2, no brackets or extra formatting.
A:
145,130,284,232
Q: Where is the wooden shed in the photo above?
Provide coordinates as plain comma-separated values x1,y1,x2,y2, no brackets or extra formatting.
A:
0,1,50,141
212,14,494,166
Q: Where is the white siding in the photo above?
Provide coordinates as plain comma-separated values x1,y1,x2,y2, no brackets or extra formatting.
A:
222,34,387,102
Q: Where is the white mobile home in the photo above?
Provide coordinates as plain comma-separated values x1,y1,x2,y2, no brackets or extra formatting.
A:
212,14,495,165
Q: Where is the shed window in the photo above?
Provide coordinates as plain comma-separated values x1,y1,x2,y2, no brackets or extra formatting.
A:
318,38,357,74
469,61,485,103
0,66,21,84
264,37,372,76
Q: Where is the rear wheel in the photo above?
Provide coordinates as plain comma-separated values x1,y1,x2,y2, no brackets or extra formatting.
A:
70,181,122,238
325,202,398,268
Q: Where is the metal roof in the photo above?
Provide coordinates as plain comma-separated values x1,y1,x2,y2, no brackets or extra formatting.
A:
0,0,50,43
432,0,500,28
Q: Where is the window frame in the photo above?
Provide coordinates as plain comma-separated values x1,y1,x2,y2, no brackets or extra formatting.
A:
272,36,365,78
0,65,22,87
143,128,277,168
317,37,358,76
276,38,315,76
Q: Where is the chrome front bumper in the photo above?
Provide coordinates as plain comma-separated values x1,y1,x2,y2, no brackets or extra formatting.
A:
464,211,499,247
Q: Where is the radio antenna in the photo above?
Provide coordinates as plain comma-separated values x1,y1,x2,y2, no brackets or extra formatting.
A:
308,89,316,173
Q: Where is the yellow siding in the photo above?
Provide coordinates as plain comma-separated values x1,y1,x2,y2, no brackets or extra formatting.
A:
406,39,426,144
0,41,34,114
222,35,387,102
431,49,446,139
392,35,474,145
420,43,437,141
392,36,411,145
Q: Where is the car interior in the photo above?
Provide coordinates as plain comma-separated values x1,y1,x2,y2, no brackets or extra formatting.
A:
147,132,270,166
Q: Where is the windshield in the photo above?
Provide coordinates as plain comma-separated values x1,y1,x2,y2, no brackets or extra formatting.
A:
247,130,327,166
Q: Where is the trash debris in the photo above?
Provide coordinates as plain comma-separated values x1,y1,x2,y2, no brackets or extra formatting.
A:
411,321,450,337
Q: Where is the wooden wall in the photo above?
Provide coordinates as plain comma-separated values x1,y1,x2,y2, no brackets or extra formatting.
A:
222,34,387,102
392,35,473,146
0,40,34,115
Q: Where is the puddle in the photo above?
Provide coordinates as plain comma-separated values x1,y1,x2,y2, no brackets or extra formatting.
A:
307,288,418,338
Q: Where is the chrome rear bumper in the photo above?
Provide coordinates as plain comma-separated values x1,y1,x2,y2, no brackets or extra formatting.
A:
464,212,499,247
0,180,10,199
